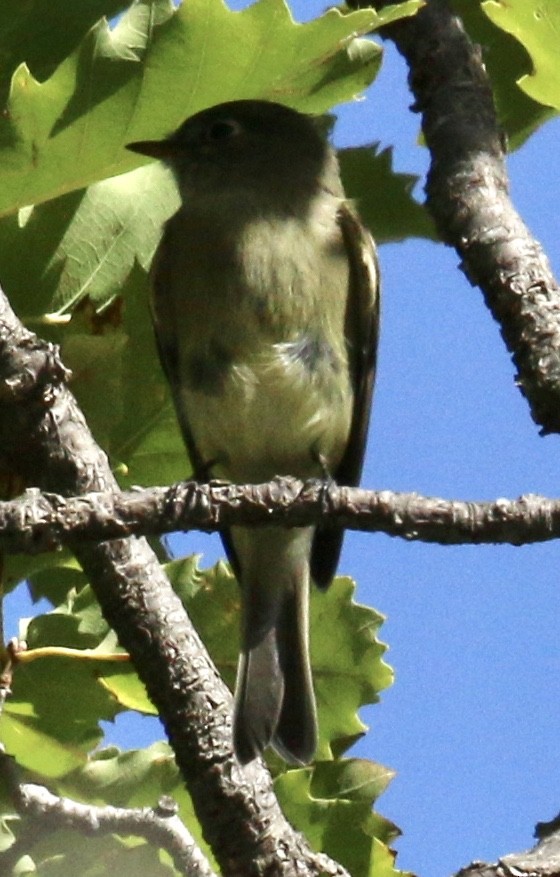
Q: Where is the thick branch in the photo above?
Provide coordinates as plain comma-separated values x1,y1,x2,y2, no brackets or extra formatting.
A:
2,481,560,551
0,289,348,877
351,0,560,435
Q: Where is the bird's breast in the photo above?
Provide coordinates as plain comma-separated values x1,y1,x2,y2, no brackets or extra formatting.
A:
180,336,353,483
154,197,354,482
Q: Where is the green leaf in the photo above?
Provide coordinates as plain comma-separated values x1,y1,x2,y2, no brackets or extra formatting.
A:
275,767,406,877
109,266,190,486
482,0,560,111
372,0,423,28
0,708,90,778
61,743,180,808
57,745,217,870
310,758,395,803
20,263,187,486
99,670,158,715
0,0,398,216
172,560,241,692
3,549,83,600
311,577,393,759
451,0,555,147
340,144,436,242
0,661,109,778
0,196,188,485
0,0,130,105
0,164,177,319
0,588,123,775
61,555,207,715
14,831,179,877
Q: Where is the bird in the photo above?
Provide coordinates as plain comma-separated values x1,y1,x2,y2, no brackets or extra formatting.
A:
127,99,379,765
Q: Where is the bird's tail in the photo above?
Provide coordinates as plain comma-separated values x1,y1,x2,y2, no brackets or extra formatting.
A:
231,526,317,765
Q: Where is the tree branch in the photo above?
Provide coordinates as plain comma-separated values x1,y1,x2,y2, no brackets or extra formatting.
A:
0,750,216,877
350,0,560,435
458,818,560,877
1,480,560,551
0,287,349,877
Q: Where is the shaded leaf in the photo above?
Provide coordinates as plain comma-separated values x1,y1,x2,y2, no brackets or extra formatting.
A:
340,144,436,242
15,830,179,877
0,0,130,105
0,664,108,778
35,265,186,487
61,743,179,808
2,549,83,601
0,163,175,319
58,744,217,870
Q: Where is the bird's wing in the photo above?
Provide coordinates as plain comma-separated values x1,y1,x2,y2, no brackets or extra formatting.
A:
149,235,207,480
310,201,380,589
150,231,242,575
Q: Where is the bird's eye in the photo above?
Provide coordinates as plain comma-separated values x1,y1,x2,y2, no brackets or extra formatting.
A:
205,119,242,142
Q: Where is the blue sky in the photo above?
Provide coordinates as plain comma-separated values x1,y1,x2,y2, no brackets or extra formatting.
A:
6,3,560,875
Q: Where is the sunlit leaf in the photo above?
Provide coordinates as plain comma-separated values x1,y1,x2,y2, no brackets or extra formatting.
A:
483,0,560,112
0,0,415,215
452,0,555,147
340,144,436,242
275,767,407,877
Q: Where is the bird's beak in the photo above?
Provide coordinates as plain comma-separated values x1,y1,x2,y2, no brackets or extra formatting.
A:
126,138,179,159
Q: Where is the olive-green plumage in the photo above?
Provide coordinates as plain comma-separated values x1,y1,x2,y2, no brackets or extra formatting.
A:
127,100,379,765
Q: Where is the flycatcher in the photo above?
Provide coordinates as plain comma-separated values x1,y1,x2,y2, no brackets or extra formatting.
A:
127,100,379,765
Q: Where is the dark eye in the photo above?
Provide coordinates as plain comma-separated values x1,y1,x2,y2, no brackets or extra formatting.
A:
205,119,242,142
